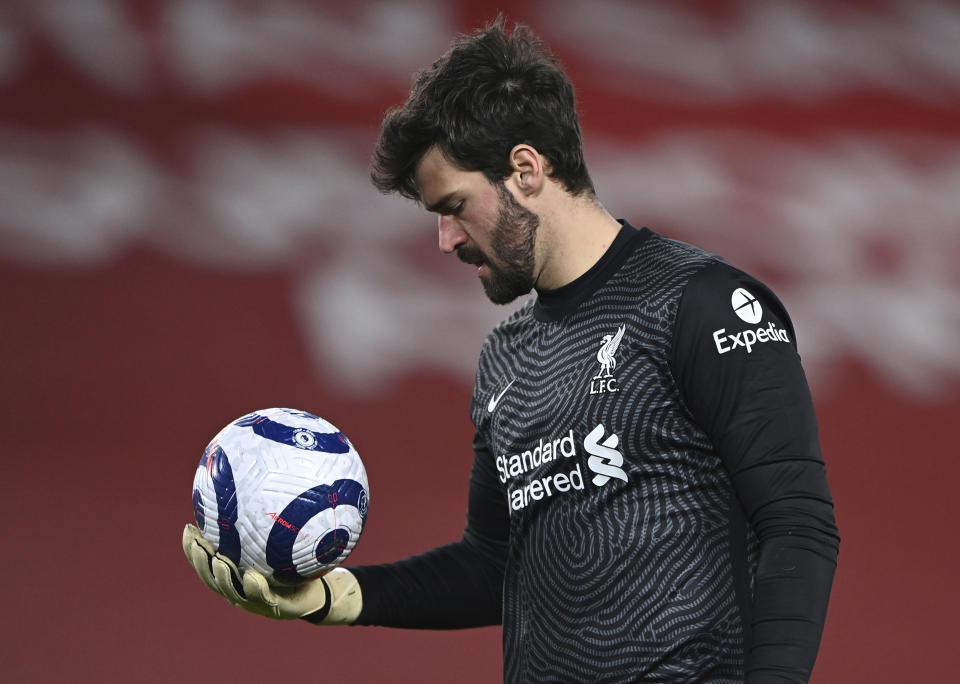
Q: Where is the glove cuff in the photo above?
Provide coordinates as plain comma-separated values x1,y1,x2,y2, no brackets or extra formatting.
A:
301,568,362,625
301,578,333,624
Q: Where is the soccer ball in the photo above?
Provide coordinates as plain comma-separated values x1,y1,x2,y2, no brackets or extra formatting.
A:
191,408,369,586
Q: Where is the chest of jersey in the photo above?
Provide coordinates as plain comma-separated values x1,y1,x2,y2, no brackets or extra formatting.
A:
482,308,683,514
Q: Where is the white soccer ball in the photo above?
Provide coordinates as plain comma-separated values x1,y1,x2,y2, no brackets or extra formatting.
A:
192,408,369,586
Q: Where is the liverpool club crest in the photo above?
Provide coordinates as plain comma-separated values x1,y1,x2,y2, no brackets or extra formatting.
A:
590,325,625,395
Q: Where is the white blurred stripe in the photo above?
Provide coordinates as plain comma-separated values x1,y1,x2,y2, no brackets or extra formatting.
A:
539,0,960,101
0,126,957,394
5,0,958,100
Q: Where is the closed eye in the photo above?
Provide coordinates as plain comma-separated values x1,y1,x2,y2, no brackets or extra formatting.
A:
425,192,464,216
439,201,464,217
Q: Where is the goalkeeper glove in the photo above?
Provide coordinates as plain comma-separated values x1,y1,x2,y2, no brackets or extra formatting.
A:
181,523,362,624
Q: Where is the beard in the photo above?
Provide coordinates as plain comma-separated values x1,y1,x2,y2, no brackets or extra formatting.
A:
457,183,540,305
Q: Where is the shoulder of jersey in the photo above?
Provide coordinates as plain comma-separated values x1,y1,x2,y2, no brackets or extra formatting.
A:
681,261,794,355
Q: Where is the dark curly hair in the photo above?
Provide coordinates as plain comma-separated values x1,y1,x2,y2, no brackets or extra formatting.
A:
370,16,595,202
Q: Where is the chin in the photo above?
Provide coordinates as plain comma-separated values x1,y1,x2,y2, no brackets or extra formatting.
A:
481,278,530,305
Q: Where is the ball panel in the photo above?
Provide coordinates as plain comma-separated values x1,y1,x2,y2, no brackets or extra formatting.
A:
192,488,205,530
236,412,352,455
315,529,350,566
264,477,368,585
206,444,242,565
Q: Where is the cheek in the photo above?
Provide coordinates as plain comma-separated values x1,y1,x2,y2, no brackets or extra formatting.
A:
463,213,499,247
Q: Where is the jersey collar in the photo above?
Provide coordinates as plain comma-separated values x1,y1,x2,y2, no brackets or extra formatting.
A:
533,221,652,322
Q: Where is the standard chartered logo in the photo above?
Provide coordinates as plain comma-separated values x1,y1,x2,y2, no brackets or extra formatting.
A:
584,424,628,486
497,424,628,512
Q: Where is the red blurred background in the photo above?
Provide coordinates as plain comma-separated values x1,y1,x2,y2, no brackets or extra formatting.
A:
2,2,958,682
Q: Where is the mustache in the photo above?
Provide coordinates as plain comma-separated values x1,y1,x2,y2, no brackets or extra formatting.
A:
456,245,486,266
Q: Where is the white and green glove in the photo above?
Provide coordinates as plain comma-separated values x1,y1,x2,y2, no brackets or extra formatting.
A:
182,524,362,624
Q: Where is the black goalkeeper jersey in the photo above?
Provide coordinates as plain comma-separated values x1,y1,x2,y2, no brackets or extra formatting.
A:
350,224,839,684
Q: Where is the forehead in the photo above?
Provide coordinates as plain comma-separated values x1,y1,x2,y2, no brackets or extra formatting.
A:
413,147,490,207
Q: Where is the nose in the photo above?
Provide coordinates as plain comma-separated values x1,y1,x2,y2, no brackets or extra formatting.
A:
438,214,467,254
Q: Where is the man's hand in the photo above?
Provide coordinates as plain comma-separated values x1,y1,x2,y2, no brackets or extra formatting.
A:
182,524,362,623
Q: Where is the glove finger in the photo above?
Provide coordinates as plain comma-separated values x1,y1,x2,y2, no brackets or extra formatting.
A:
181,523,200,556
242,570,282,618
182,525,219,593
211,555,246,605
182,524,215,556
187,545,220,593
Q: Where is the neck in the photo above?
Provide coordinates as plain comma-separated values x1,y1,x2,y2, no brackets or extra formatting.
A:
533,194,623,292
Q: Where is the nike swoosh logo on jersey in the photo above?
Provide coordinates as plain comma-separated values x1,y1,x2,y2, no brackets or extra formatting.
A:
487,378,517,413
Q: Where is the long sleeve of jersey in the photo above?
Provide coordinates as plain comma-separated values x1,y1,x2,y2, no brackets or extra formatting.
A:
347,433,509,629
671,261,840,683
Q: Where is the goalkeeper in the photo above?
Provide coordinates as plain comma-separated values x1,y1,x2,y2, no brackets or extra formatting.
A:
184,16,839,683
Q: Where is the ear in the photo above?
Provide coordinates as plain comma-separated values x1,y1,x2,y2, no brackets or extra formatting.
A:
507,144,545,198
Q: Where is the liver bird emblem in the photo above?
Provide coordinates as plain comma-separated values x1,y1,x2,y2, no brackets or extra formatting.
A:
596,325,625,378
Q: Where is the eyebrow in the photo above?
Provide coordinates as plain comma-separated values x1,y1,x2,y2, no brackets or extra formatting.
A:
424,192,458,214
